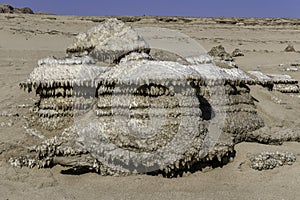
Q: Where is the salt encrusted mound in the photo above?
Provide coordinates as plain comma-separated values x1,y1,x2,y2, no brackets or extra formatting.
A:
207,45,239,69
20,56,110,130
25,56,102,83
248,71,274,87
249,151,296,170
149,49,190,65
188,64,255,85
66,18,149,64
17,54,263,176
14,19,265,177
185,55,213,65
232,48,244,57
268,74,299,93
248,71,299,93
86,57,262,175
208,45,233,61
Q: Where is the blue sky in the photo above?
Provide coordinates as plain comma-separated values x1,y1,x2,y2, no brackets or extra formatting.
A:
1,0,300,18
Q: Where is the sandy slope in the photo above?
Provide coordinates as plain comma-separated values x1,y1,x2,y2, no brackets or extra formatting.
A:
0,14,299,200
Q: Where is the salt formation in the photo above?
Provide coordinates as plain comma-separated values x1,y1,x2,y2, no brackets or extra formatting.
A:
208,45,233,61
185,55,213,65
14,18,265,177
207,45,238,68
231,48,244,57
249,151,296,170
268,74,299,93
66,18,149,64
248,71,299,93
20,56,109,130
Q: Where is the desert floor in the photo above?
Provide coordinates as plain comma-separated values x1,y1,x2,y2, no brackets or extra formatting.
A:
0,14,300,200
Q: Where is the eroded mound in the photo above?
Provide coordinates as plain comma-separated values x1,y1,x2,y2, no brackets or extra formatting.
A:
13,18,295,177
66,18,149,64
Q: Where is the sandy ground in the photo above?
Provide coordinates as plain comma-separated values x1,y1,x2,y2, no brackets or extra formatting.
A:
0,14,300,200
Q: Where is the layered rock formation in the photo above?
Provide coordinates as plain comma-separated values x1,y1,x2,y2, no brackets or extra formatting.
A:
20,56,109,130
13,18,265,177
248,71,299,93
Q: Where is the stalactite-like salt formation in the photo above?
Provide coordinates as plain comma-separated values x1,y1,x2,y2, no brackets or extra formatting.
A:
12,18,268,177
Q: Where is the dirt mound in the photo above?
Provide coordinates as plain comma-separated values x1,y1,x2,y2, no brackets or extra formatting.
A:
284,44,296,52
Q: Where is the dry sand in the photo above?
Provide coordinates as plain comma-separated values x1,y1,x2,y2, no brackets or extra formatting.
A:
0,14,300,200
